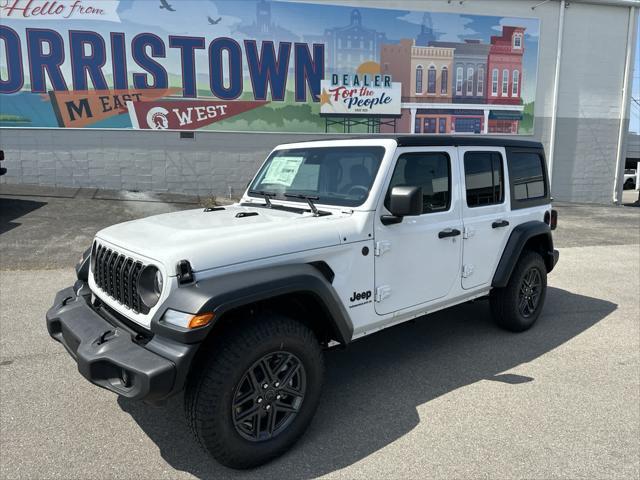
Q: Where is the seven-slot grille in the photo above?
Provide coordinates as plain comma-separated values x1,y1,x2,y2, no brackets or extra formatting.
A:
92,242,147,313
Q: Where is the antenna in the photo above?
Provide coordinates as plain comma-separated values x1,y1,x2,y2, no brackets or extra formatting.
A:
531,0,552,9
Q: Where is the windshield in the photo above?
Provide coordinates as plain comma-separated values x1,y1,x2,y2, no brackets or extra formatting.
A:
248,146,385,207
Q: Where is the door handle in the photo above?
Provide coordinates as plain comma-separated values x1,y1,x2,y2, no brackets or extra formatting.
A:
492,220,510,228
438,228,461,239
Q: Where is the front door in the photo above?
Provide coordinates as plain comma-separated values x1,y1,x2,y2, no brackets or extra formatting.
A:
374,147,463,316
458,147,511,289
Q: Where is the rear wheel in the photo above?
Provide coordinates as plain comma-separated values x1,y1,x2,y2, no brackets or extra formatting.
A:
490,251,547,332
185,313,324,469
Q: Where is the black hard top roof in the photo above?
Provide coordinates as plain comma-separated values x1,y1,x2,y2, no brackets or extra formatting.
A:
394,135,543,149
294,135,543,149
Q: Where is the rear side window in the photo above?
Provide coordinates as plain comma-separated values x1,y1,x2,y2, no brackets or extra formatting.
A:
464,151,504,207
386,152,451,214
510,152,546,200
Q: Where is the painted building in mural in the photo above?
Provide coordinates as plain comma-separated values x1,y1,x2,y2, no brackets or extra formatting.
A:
378,12,527,135
486,27,526,133
409,45,454,103
415,13,437,47
380,40,413,97
429,40,490,104
320,9,387,73
380,40,454,133
237,0,299,43
412,45,454,134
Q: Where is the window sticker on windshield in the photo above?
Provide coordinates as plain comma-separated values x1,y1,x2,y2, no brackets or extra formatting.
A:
291,164,320,190
262,156,304,186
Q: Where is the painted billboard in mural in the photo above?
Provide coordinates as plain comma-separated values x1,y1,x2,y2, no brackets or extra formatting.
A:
319,73,401,117
0,0,539,134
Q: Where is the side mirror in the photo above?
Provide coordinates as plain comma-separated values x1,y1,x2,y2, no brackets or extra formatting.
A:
381,186,422,225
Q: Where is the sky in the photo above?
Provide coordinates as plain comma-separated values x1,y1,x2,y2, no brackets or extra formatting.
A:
630,19,639,134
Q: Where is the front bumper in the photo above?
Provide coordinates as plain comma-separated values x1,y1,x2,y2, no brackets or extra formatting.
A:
46,285,198,402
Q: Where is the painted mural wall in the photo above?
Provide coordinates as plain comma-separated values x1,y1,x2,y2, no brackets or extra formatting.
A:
0,0,539,134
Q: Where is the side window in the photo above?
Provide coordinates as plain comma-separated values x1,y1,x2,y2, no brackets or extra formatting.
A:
510,152,546,200
464,151,504,207
386,152,451,214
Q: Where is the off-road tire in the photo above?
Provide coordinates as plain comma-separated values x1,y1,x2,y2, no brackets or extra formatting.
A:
184,313,324,469
490,250,547,332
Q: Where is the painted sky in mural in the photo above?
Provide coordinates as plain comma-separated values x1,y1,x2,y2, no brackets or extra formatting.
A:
0,0,539,134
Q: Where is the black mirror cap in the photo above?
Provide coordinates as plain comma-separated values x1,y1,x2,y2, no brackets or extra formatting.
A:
0,150,4,161
389,186,423,217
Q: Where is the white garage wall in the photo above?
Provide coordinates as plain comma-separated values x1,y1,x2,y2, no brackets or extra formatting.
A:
0,0,635,204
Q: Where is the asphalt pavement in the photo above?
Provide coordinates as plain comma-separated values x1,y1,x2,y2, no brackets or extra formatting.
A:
1,185,638,479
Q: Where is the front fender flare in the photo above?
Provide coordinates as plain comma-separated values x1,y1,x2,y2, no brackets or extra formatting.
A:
151,264,353,345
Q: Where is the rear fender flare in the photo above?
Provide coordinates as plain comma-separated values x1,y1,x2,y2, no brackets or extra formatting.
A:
492,221,555,288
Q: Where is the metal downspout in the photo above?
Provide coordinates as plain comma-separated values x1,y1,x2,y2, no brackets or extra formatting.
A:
548,0,566,187
613,6,638,205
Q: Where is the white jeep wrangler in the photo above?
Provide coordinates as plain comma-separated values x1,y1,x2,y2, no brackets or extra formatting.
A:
47,136,558,469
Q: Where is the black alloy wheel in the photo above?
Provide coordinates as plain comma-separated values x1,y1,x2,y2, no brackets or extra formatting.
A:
490,250,548,332
518,266,543,318
232,351,306,442
185,314,324,469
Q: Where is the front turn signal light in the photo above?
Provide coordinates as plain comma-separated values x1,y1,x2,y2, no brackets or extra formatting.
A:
188,312,214,329
162,309,214,329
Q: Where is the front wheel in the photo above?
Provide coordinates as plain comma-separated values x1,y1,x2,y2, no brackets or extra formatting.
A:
185,314,324,469
490,251,548,332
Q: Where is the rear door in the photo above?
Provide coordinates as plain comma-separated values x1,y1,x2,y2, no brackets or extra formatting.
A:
459,147,511,289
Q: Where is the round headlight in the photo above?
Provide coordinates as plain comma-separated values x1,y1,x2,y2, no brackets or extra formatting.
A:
138,265,162,309
154,269,163,295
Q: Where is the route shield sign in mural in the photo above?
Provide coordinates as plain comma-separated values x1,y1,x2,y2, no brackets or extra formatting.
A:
0,0,539,134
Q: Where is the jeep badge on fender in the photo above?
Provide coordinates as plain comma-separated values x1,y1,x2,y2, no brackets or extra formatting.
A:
350,290,372,302
46,135,558,469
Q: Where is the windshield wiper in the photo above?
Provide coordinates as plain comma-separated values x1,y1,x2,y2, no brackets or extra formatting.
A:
249,190,276,208
284,193,324,216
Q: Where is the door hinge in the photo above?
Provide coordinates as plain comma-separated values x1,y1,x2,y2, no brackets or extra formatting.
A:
375,286,392,302
462,264,474,278
374,241,391,257
463,226,475,239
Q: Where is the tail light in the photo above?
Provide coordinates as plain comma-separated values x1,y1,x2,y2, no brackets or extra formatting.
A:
544,209,558,230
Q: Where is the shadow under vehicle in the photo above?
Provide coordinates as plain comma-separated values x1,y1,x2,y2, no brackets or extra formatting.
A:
119,286,614,479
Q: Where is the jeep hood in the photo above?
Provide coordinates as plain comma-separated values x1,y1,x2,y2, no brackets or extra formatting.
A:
95,204,362,274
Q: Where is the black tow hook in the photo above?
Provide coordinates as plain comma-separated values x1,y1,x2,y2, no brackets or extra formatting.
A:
96,330,117,345
61,296,74,307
